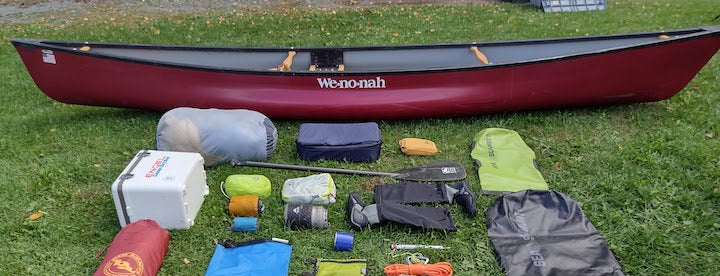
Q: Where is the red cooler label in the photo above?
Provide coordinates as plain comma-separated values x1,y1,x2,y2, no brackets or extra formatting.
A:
145,156,170,178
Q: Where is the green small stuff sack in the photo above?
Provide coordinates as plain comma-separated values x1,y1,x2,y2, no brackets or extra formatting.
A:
303,259,368,276
224,175,272,198
470,128,548,193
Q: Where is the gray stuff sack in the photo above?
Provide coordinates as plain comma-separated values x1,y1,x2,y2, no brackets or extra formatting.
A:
156,108,277,166
282,173,337,205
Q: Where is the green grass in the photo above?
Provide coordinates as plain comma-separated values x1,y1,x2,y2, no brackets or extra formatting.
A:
1,0,720,275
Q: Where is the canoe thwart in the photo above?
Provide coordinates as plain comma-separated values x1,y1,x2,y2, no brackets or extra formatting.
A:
470,46,489,64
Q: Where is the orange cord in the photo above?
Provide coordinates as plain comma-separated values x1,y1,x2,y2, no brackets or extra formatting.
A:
384,262,453,276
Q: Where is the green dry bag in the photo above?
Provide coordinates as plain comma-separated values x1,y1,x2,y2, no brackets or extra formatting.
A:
470,128,548,193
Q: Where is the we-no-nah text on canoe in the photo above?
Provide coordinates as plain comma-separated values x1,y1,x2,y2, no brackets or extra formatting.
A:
317,77,386,89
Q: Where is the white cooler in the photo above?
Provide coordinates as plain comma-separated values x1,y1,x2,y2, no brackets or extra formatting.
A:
111,150,208,229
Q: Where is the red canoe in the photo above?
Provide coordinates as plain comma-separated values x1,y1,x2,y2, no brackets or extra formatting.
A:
12,27,720,120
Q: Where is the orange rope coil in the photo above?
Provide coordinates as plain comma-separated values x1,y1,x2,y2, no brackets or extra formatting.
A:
384,262,453,276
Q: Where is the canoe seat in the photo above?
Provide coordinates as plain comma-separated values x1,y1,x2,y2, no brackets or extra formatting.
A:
308,64,344,72
310,49,344,71
308,65,344,72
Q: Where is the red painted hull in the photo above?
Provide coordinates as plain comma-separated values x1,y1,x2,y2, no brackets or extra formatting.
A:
13,33,720,120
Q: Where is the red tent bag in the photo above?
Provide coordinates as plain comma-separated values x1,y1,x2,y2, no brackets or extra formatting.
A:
95,219,170,276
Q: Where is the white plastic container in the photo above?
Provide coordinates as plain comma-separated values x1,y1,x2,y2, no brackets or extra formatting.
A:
111,150,208,229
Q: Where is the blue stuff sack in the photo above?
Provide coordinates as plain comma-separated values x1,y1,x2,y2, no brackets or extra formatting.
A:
205,239,292,276
296,123,382,162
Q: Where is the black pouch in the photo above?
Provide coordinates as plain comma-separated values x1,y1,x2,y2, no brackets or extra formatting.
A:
486,190,624,276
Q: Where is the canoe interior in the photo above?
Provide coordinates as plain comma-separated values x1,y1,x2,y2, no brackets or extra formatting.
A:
24,29,706,73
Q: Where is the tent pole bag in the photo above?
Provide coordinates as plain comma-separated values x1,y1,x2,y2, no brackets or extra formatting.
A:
94,219,170,276
296,122,382,162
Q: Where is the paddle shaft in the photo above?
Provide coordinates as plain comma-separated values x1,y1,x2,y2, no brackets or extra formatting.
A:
238,161,399,178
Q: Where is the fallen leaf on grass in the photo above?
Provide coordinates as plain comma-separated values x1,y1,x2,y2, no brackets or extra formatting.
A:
27,211,44,221
553,162,562,170
183,258,190,264
705,133,715,139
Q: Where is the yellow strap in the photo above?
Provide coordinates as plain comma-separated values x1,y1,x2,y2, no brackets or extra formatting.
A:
470,46,489,65
79,45,91,51
282,51,296,71
658,35,670,39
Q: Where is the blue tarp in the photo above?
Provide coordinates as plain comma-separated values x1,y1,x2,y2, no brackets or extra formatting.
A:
205,239,292,276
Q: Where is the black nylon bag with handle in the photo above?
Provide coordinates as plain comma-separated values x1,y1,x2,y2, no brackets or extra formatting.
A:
486,190,624,276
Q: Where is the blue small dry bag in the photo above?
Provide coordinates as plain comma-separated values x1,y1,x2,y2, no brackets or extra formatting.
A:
205,239,292,276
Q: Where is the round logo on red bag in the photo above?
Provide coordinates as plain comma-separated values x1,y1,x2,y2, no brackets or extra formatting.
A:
103,252,144,276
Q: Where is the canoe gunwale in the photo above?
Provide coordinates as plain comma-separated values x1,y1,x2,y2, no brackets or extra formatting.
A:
11,27,720,76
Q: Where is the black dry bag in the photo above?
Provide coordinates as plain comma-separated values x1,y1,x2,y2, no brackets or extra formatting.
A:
486,190,624,276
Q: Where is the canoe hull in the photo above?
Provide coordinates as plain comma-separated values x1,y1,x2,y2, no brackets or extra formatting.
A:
13,35,720,120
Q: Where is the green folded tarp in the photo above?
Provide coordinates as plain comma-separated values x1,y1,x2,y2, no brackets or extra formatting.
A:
470,128,548,193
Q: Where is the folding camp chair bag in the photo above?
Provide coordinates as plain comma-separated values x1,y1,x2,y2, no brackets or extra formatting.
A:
296,123,382,162
487,190,624,276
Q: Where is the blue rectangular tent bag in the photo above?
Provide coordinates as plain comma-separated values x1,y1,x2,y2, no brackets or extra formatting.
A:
205,239,292,276
296,123,382,162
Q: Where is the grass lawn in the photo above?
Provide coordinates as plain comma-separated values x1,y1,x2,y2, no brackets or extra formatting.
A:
1,0,720,275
